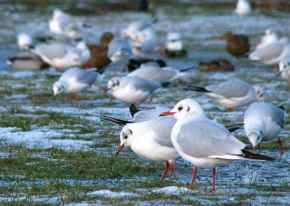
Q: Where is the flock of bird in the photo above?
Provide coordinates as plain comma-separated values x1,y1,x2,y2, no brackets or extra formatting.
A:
5,0,290,192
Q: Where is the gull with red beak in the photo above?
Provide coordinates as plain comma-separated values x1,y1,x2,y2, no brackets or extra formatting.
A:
115,116,180,180
160,99,275,192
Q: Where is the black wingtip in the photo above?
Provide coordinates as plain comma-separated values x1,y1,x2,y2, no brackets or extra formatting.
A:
161,82,170,88
129,104,140,118
183,85,209,92
225,123,244,133
241,149,275,161
179,66,197,72
101,115,132,127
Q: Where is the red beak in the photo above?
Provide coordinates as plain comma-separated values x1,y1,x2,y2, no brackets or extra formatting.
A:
104,88,111,93
116,143,125,155
159,111,176,116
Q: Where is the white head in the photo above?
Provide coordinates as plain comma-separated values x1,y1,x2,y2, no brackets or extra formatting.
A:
53,81,66,97
17,33,33,50
254,86,264,102
247,130,262,147
116,125,134,155
105,78,120,93
279,59,290,73
161,99,206,119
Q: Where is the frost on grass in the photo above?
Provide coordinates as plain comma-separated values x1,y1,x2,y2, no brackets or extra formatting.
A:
87,190,140,198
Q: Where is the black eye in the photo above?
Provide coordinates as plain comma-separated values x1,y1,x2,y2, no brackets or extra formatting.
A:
124,136,128,139
178,107,183,111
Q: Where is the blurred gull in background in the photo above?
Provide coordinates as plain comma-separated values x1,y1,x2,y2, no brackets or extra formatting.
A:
17,32,34,50
53,67,98,107
255,29,278,50
184,79,264,112
235,0,251,17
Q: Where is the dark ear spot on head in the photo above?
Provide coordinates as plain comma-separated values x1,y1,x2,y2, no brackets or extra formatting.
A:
187,107,190,112
129,129,132,135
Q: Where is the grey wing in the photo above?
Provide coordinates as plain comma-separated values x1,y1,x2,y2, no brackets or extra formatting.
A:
265,104,286,128
206,79,250,98
250,43,284,60
246,102,285,128
60,68,97,85
149,117,177,148
126,76,160,92
34,44,68,60
130,67,176,83
176,121,244,157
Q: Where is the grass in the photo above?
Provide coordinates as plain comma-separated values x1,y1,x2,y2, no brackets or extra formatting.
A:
0,2,290,205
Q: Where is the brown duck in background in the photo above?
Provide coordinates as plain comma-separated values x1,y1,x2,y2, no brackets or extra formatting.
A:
199,59,234,72
219,32,250,57
85,32,114,73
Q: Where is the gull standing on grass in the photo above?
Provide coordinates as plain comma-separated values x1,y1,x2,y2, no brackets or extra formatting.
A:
235,0,251,17
105,76,170,106
160,99,275,192
244,102,286,155
128,64,195,84
49,8,84,39
255,29,278,50
249,37,290,70
184,79,264,112
108,39,132,63
17,32,34,50
278,56,290,86
102,115,180,180
31,41,90,72
53,67,98,107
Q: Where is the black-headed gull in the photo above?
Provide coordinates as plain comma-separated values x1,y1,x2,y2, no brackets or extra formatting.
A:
278,57,290,85
249,37,290,69
108,39,132,63
17,33,34,51
128,65,195,84
53,67,98,106
49,8,84,39
132,39,156,57
255,29,278,50
160,99,274,192
235,0,251,17
105,76,170,105
165,32,187,58
184,79,264,111
115,116,180,180
31,41,89,72
244,102,286,155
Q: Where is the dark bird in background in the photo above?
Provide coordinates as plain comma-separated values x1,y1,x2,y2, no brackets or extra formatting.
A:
85,32,114,73
219,31,250,57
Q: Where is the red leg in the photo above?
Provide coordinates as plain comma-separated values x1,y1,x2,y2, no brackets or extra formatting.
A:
168,162,175,180
77,94,81,108
257,144,261,154
161,162,169,180
71,94,75,105
148,97,153,104
229,107,234,112
277,137,283,156
184,165,197,190
109,96,115,102
210,168,216,192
